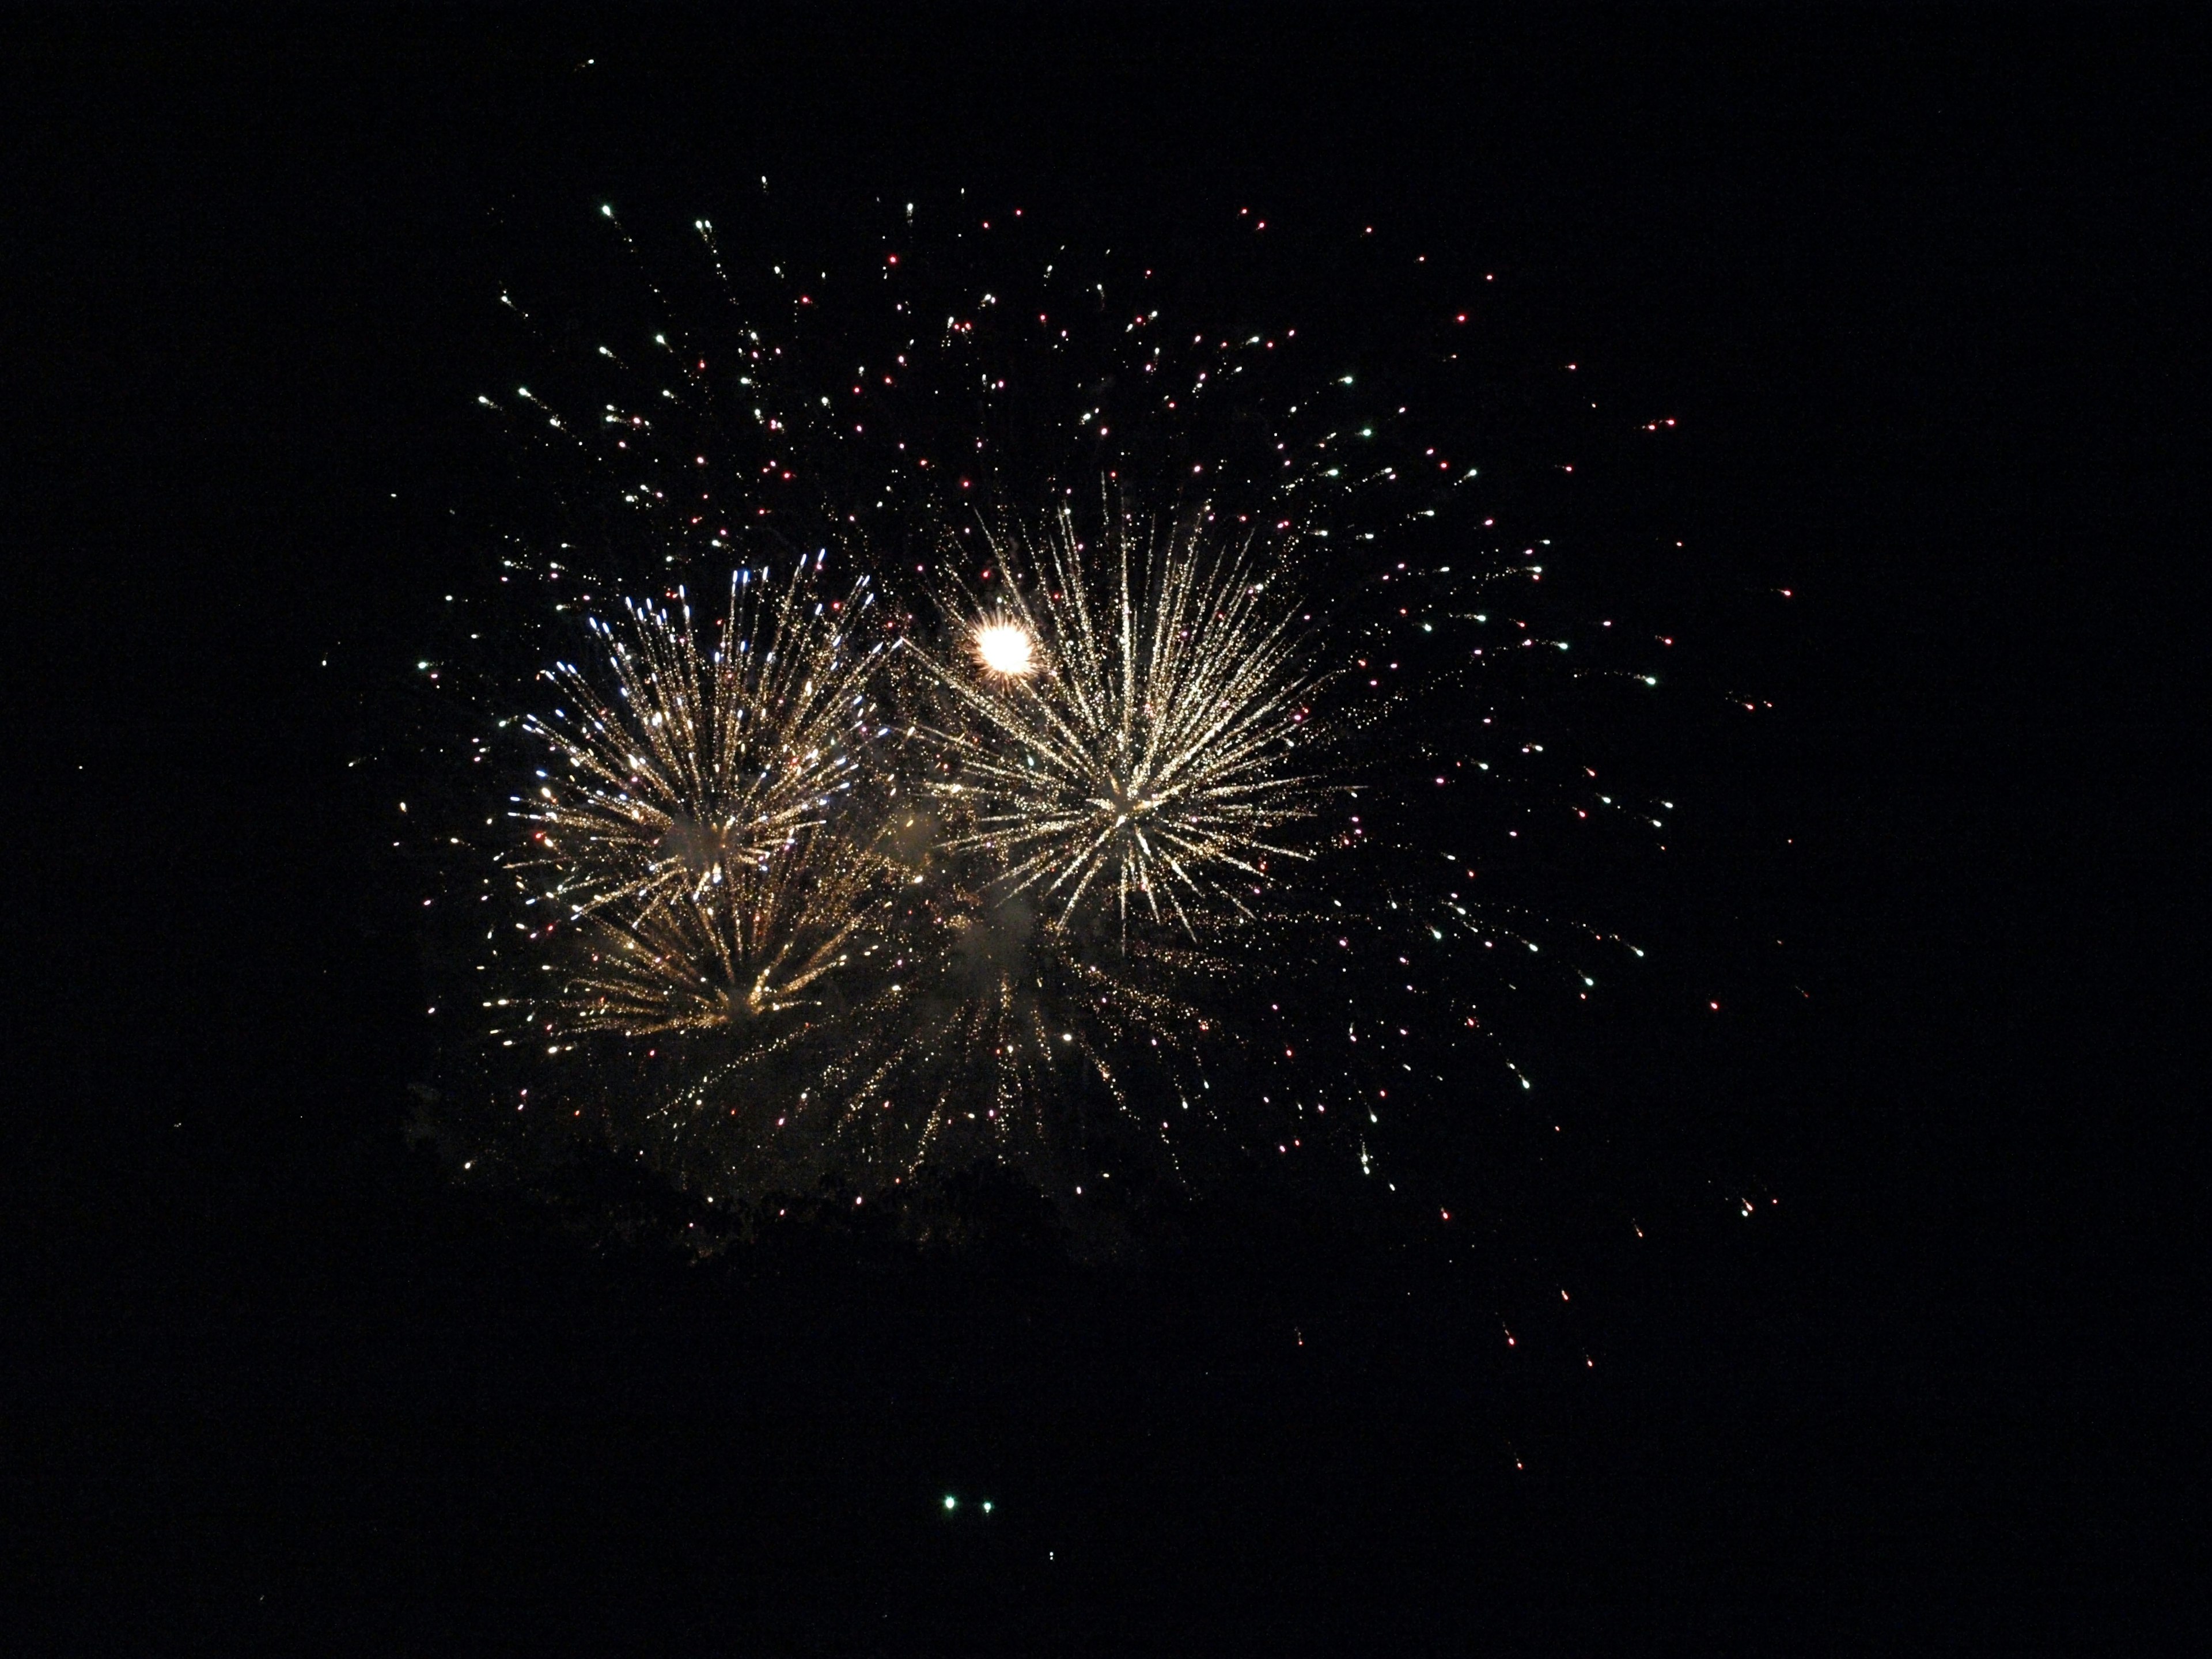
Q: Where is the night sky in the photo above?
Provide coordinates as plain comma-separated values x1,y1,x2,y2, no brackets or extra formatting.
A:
6,7,2200,1652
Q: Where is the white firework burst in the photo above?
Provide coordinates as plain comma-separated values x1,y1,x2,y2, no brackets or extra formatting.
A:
918,502,1324,935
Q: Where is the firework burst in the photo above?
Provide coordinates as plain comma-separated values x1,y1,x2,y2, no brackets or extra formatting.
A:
501,557,895,1046
422,199,1682,1238
915,497,1325,937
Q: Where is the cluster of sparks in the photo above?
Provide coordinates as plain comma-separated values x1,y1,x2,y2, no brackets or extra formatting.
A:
426,198,1688,1221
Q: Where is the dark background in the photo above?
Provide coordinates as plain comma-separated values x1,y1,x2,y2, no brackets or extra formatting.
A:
5,5,2202,1651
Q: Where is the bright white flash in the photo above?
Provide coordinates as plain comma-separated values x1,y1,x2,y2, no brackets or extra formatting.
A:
973,620,1036,677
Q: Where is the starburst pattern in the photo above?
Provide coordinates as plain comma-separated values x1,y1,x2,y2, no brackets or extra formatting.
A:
917,501,1323,935
504,559,890,1042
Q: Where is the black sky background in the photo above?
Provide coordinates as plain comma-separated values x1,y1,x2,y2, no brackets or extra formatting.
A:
5,5,2203,1652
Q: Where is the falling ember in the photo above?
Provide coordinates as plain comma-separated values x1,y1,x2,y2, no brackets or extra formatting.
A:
972,619,1037,677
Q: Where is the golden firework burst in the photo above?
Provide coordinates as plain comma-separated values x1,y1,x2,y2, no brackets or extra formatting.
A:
919,503,1324,934
509,560,890,1033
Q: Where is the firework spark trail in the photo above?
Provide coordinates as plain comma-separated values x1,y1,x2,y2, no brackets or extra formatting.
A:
591,881,1215,1194
561,828,882,1036
785,901,1221,1181
916,499,1325,935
